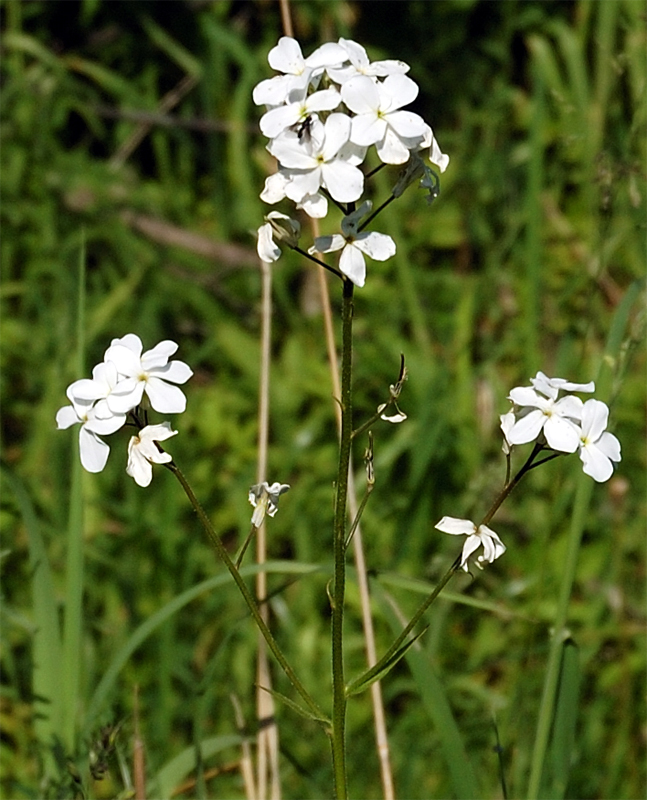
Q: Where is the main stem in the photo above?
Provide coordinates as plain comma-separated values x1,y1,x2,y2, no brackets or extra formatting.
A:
331,278,354,799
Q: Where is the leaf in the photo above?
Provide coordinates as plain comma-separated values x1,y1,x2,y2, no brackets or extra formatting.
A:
345,627,427,697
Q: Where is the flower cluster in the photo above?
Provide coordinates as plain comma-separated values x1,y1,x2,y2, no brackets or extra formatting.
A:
437,371,622,574
56,334,192,484
502,371,621,482
254,37,448,287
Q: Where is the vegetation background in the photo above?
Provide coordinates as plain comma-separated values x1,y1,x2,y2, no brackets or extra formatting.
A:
1,0,645,798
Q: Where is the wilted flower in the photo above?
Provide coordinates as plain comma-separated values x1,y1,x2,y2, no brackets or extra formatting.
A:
435,516,506,572
249,481,290,527
126,423,177,487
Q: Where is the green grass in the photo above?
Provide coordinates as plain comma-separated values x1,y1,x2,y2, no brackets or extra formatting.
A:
1,1,645,798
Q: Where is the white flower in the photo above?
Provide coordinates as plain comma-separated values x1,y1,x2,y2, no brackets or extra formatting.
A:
577,399,621,482
506,387,584,452
249,482,290,527
530,371,595,401
56,392,126,473
257,221,281,263
253,37,347,107
126,423,177,487
309,202,395,287
341,74,429,164
66,361,124,421
104,334,193,415
257,211,300,263
268,114,364,204
259,87,341,140
326,38,409,83
435,516,506,572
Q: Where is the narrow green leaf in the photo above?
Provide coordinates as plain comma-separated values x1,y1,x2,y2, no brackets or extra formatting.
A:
258,686,331,729
345,627,427,697
373,581,481,800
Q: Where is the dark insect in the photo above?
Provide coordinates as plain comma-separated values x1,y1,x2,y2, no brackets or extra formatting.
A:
89,721,123,780
296,114,314,143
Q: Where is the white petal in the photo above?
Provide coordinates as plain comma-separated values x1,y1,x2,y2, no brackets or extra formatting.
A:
375,127,413,165
152,360,193,385
144,377,187,413
310,234,345,255
268,37,304,74
56,405,80,429
543,415,580,453
350,114,386,147
379,73,419,111
321,159,364,203
386,110,428,140
341,75,380,115
142,340,178,369
580,399,609,441
339,246,366,287
507,410,545,444
126,440,153,487
79,427,110,473
435,516,476,535
257,223,281,262
596,431,621,462
260,104,302,138
297,192,328,218
579,443,614,482
353,232,396,261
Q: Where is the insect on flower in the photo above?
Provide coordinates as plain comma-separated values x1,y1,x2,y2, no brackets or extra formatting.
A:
296,114,314,143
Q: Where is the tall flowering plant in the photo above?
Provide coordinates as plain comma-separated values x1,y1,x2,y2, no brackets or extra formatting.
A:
56,35,622,800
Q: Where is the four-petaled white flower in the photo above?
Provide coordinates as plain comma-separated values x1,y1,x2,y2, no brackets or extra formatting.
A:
253,37,347,107
126,423,177,487
435,516,506,572
309,202,395,287
341,74,429,164
269,114,364,204
576,399,622,482
506,386,584,453
56,392,126,473
249,481,290,527
104,333,193,414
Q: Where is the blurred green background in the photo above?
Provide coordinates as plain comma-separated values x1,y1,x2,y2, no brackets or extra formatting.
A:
1,1,645,798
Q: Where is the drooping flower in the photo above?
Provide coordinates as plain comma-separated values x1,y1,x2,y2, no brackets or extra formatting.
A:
248,481,290,528
126,423,177,487
309,202,395,287
435,516,506,572
56,392,126,473
576,399,622,482
104,334,193,415
257,211,300,263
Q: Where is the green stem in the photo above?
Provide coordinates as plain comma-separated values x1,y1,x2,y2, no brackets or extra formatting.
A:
331,278,354,800
349,442,552,695
167,462,326,724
